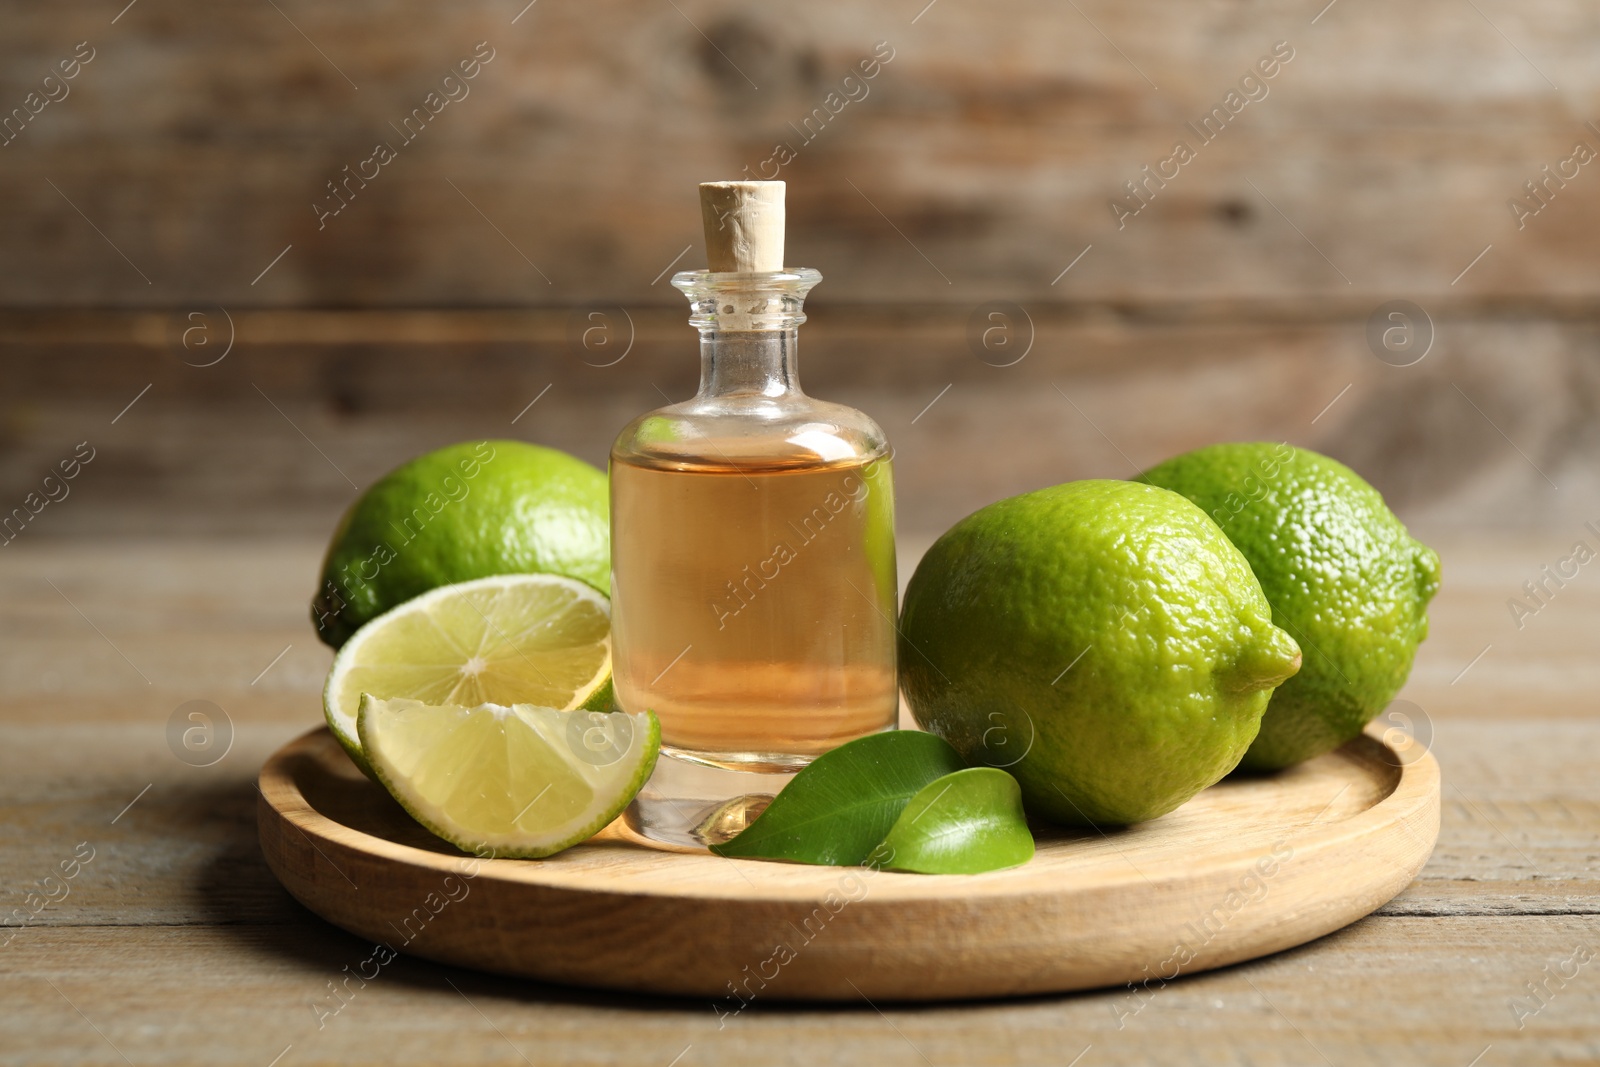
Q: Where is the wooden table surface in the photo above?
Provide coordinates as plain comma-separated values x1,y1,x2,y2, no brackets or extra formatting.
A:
2,533,1596,1066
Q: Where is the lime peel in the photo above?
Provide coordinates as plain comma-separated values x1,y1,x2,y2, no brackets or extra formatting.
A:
1138,442,1440,769
899,478,1302,827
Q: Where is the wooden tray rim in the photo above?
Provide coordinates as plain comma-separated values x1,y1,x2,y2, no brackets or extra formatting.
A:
258,724,1440,904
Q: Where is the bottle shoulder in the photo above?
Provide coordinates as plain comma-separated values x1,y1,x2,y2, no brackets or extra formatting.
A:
611,395,890,472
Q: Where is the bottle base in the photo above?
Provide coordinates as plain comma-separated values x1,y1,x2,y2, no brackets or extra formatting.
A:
626,747,800,848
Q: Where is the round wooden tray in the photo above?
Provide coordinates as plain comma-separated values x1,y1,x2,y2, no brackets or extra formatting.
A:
258,725,1439,1002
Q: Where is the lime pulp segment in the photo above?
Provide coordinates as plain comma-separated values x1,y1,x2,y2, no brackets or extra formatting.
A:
359,696,659,858
324,574,612,771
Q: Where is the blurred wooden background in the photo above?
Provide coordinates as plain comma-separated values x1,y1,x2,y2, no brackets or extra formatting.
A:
2,0,1596,539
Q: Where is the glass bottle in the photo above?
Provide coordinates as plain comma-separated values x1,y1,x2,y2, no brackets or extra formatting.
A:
610,266,898,847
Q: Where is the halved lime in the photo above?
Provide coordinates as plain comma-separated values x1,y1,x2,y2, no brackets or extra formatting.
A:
359,695,659,858
324,574,613,774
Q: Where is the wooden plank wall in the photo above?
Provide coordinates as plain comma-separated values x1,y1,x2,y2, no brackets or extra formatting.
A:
0,304,1590,542
1,0,1597,305
0,0,1595,538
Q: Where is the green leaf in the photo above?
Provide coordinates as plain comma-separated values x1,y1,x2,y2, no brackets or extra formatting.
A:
867,768,1034,875
710,731,966,865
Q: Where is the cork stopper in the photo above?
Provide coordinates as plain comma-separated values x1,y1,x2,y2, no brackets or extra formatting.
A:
699,181,785,272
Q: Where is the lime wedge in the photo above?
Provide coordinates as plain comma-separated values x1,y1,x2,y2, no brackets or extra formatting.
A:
359,695,659,858
324,574,613,774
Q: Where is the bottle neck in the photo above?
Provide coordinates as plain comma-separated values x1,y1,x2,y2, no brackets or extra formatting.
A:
672,268,822,402
697,328,801,399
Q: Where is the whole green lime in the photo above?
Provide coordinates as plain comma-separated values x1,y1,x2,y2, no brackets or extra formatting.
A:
1138,442,1440,770
311,440,608,648
900,479,1302,827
